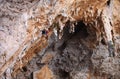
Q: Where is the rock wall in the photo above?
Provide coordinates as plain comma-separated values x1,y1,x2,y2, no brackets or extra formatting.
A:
0,0,120,79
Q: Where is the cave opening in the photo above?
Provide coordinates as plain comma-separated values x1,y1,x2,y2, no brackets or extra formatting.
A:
74,21,88,35
62,20,89,41
15,20,94,79
49,20,94,79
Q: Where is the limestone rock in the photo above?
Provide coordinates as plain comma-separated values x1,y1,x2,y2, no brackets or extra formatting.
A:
0,0,120,79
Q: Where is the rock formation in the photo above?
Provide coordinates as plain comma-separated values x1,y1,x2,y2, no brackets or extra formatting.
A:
0,0,120,79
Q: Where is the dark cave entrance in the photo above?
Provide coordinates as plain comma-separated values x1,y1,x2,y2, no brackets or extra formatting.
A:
62,20,89,41
58,20,89,51
49,21,94,79
74,21,88,36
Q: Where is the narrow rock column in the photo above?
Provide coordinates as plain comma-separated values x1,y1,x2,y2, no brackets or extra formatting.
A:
102,0,115,57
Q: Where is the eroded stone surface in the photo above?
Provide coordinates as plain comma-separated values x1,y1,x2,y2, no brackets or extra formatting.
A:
0,0,120,79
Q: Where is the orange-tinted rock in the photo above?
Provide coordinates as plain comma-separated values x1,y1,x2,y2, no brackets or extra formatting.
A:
33,65,54,79
0,0,120,79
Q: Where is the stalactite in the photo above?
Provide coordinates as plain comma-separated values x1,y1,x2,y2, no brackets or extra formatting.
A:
1,0,120,79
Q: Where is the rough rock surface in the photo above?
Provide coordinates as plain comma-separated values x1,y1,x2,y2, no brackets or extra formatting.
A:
0,0,120,79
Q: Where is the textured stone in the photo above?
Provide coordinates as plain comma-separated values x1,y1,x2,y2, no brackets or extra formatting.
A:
33,65,54,79
0,0,120,79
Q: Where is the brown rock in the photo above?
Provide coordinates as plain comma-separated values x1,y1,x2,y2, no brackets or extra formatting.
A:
33,65,54,79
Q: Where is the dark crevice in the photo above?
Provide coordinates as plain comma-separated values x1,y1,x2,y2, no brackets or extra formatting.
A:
101,38,107,45
107,0,111,6
22,66,27,72
59,69,70,78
